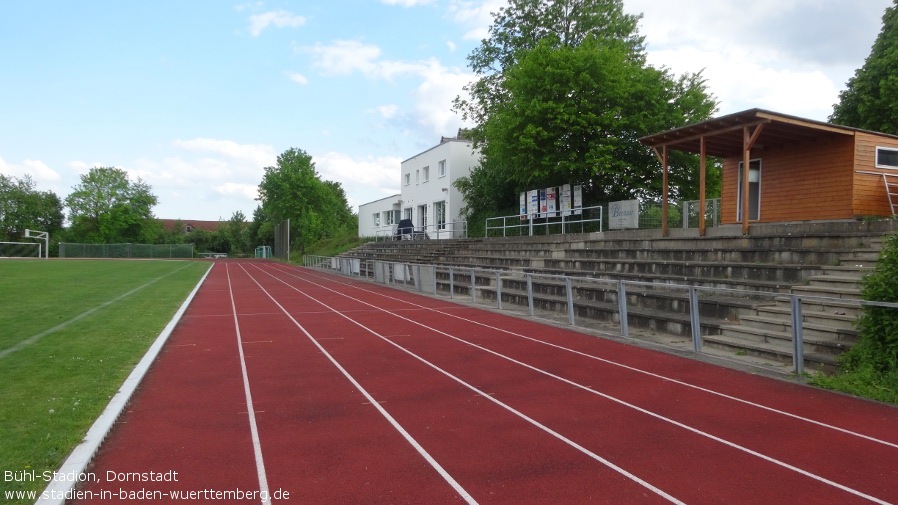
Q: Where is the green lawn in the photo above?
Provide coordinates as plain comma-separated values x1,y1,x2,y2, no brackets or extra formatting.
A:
0,259,210,503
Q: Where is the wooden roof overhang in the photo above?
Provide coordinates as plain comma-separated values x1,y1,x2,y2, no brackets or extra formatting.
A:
638,109,857,235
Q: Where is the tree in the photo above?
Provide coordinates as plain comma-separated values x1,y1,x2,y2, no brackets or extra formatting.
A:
455,0,645,131
453,1,717,218
257,148,355,253
64,167,159,243
0,174,65,241
830,1,898,134
224,210,250,256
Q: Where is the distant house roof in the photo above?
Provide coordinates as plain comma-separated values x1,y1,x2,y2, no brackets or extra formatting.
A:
158,219,223,233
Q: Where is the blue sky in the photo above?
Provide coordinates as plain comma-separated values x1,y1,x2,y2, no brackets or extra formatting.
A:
0,0,892,221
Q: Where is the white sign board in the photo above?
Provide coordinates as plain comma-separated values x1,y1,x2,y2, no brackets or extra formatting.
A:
527,190,539,217
609,200,639,229
561,184,572,216
546,187,557,217
573,185,583,215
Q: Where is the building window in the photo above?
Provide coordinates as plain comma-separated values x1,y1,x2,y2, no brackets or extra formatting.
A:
416,169,420,185
438,160,446,177
434,201,446,230
876,147,898,169
373,213,380,227
403,208,412,220
385,211,397,226
405,173,410,186
737,159,761,221
423,166,430,182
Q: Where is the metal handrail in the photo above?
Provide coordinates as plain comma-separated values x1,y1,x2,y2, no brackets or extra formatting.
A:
303,254,898,376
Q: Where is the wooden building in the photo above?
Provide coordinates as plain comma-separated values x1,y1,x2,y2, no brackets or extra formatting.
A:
639,109,898,235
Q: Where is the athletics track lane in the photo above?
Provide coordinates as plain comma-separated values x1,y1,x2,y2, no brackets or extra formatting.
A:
247,262,898,503
73,260,898,504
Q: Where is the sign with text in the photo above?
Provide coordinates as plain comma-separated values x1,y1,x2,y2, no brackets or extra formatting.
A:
546,187,557,217
609,199,639,229
561,184,572,216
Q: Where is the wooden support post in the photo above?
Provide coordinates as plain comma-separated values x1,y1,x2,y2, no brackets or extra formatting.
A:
699,137,706,236
741,124,765,235
662,146,669,237
742,127,751,235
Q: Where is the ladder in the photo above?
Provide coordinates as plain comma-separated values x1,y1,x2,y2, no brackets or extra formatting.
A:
884,173,898,217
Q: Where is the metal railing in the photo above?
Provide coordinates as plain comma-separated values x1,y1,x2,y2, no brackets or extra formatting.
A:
373,220,468,241
485,205,604,237
303,254,898,376
484,200,722,238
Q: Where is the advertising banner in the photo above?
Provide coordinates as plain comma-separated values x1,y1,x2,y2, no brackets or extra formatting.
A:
528,190,539,217
561,184,572,216
609,199,639,229
573,185,583,215
546,187,557,217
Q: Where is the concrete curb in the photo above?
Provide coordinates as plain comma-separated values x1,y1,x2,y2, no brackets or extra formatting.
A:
35,263,214,505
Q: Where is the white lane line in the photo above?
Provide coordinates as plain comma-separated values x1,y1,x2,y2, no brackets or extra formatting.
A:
266,264,893,505
290,264,898,451
0,263,196,359
225,264,272,505
237,263,479,505
248,263,684,505
36,263,214,505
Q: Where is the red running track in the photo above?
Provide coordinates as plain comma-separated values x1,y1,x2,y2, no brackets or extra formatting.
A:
73,260,898,504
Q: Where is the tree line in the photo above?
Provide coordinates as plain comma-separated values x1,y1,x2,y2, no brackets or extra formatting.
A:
0,149,355,257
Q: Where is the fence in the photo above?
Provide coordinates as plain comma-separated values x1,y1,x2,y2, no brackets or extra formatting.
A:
303,254,898,376
59,243,195,259
374,219,468,241
485,205,605,238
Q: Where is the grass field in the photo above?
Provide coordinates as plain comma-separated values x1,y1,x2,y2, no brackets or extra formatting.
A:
0,259,210,503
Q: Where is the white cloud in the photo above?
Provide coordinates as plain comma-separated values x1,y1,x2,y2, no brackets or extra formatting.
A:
372,104,398,119
1,156,61,185
248,10,306,37
381,0,435,6
410,61,473,136
313,152,402,210
172,138,276,168
285,71,309,85
303,40,474,135
447,0,503,41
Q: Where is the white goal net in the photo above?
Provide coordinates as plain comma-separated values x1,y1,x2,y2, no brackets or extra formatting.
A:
0,241,41,258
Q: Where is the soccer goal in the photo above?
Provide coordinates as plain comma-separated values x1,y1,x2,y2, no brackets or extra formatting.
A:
255,245,272,258
0,241,41,258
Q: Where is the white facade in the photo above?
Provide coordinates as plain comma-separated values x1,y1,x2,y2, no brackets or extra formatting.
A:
358,194,401,237
357,137,479,239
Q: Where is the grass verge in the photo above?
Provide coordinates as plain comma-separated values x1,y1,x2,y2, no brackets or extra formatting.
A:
0,259,209,503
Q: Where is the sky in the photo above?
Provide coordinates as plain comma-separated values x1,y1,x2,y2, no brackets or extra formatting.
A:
0,0,893,222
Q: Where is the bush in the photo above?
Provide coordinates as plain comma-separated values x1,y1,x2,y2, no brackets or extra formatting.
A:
811,232,898,403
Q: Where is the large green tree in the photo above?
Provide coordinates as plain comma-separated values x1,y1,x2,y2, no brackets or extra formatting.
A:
257,148,354,253
453,0,717,217
64,167,161,243
0,174,65,241
830,1,898,134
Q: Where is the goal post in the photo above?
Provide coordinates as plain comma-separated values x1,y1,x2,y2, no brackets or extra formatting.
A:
0,241,41,258
24,229,49,259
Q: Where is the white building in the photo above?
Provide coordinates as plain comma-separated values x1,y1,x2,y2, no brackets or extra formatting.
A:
358,135,479,239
